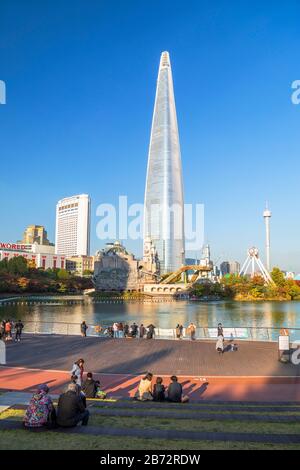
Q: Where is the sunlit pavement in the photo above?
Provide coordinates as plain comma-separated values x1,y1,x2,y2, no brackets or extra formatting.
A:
1,334,300,402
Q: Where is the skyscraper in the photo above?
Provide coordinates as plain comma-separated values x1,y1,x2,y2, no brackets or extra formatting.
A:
144,51,185,273
55,194,91,257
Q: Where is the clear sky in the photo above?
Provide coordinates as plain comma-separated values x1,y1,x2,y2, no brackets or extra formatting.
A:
1,0,300,271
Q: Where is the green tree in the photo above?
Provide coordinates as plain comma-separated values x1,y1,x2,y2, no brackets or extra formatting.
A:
7,256,28,275
57,269,70,280
0,258,8,273
286,279,300,300
271,267,286,287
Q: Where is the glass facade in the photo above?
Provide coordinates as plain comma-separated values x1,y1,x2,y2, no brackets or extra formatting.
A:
144,52,185,273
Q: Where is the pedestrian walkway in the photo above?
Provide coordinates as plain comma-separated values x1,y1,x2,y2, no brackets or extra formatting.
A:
1,334,300,402
1,365,300,402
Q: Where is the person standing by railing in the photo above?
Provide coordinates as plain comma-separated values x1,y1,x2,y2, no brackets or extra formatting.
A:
112,322,119,338
80,321,88,337
118,322,124,338
187,322,196,341
4,319,12,341
139,324,146,339
146,324,155,339
15,320,24,342
176,324,183,340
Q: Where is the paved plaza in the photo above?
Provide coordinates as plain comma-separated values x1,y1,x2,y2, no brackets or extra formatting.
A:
0,334,300,402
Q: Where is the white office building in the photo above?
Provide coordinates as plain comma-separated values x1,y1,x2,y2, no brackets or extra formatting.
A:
55,194,91,257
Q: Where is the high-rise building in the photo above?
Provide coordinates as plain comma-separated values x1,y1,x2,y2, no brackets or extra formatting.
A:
220,261,230,276
144,51,185,273
220,260,240,276
55,194,91,257
229,261,241,275
22,225,52,246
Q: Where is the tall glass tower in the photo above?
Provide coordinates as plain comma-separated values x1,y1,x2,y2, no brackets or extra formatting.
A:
144,51,185,274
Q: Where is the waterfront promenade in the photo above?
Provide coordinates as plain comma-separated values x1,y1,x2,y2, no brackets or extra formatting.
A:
1,334,300,402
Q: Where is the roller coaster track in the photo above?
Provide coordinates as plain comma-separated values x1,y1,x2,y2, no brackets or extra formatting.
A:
160,265,212,285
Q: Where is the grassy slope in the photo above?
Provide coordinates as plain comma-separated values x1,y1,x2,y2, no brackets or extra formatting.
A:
1,408,300,450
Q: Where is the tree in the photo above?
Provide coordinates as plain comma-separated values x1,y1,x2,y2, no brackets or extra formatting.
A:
286,279,300,300
7,256,28,275
57,269,70,280
83,270,93,276
17,277,30,291
0,258,8,273
271,268,286,287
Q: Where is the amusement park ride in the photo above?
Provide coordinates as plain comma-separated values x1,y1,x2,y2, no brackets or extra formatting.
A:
239,247,274,285
160,265,212,285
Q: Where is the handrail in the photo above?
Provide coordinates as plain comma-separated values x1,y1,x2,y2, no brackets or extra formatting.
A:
1,320,299,343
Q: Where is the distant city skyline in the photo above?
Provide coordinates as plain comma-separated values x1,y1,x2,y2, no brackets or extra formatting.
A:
1,1,300,271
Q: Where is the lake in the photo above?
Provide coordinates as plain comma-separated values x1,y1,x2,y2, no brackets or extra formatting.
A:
0,297,300,330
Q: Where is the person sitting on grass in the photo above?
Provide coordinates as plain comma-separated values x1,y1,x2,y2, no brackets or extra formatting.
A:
153,376,166,402
70,373,87,407
56,383,89,427
167,376,189,403
134,372,153,401
95,380,107,399
82,372,98,398
23,384,56,429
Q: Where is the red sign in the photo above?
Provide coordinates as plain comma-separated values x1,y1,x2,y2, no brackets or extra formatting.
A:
0,242,28,251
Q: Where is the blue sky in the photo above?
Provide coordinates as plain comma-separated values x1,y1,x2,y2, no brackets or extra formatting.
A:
0,0,300,271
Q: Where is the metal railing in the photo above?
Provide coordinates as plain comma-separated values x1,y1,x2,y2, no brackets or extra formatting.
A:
3,321,300,343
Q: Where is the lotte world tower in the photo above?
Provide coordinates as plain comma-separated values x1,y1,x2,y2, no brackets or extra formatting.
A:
144,52,185,273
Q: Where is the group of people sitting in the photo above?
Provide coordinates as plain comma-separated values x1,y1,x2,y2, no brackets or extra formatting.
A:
135,373,189,403
23,359,106,430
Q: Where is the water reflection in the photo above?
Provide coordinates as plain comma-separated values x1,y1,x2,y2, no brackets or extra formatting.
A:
1,299,300,329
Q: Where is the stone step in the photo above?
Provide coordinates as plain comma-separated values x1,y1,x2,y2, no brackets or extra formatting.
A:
90,407,300,422
1,419,300,444
91,401,300,413
88,399,300,406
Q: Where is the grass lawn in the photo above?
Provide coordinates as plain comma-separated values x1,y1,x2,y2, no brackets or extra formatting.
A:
89,414,300,435
94,404,300,416
1,407,300,450
0,430,300,450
